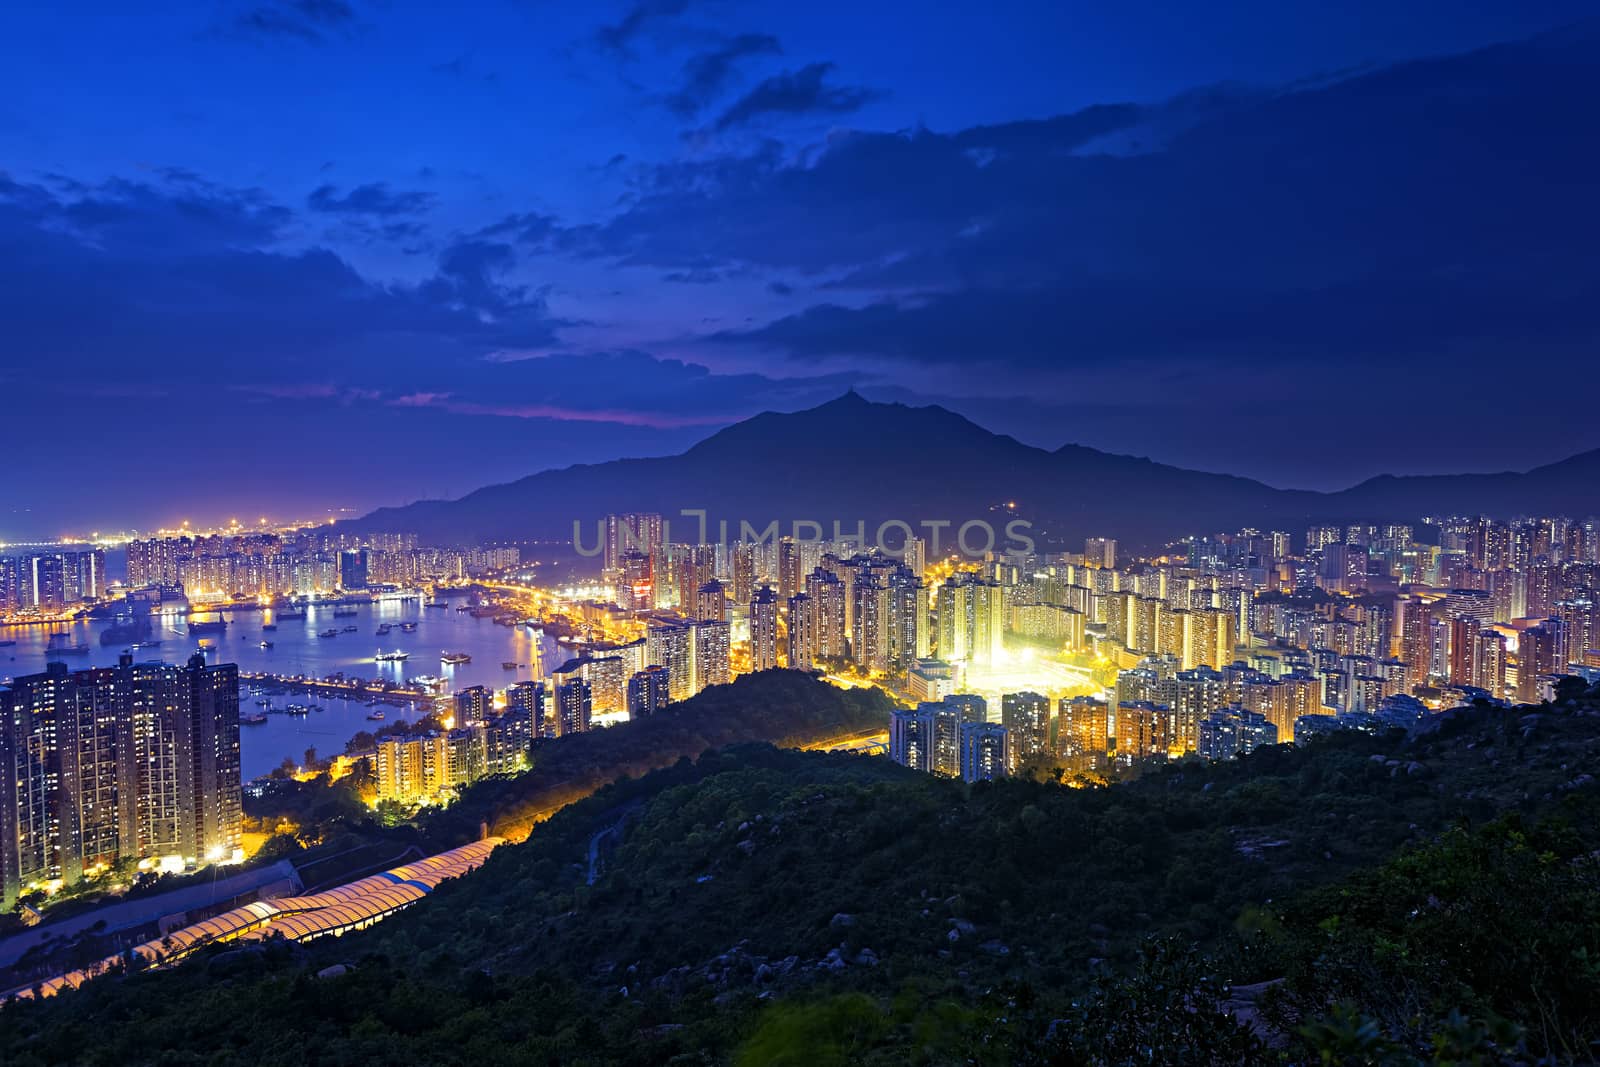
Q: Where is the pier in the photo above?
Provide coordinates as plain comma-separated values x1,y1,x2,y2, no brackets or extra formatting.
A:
239,671,443,707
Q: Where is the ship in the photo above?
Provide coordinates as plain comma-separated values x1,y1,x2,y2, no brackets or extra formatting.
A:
341,625,358,633
261,623,278,632
399,622,418,633
242,713,269,726
502,661,518,670
99,615,154,646
259,640,274,649
366,709,387,721
375,623,392,636
440,651,472,665
186,614,227,635
46,633,91,656
424,600,447,610
318,628,339,638
375,650,409,662
333,605,358,618
285,704,310,716
277,609,308,620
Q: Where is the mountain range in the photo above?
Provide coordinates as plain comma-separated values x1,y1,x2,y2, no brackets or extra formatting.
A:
351,392,1600,550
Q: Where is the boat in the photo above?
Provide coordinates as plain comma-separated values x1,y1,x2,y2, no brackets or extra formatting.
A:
341,625,358,633
277,609,307,620
0,640,15,648
399,622,418,633
441,651,472,665
424,600,447,610
256,698,273,708
502,661,518,670
366,710,387,721
46,634,90,656
318,629,339,638
100,616,154,646
286,703,309,716
186,615,227,635
375,650,409,662
375,623,392,636
242,713,269,726
259,640,274,649
261,623,278,632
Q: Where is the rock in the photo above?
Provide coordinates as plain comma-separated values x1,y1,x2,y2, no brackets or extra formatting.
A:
316,963,350,980
948,918,976,935
738,821,751,832
979,940,1010,956
1405,762,1427,776
947,928,962,943
830,913,856,928
736,840,755,855
854,948,879,966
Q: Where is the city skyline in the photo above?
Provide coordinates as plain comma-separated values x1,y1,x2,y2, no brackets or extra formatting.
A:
5,3,1600,537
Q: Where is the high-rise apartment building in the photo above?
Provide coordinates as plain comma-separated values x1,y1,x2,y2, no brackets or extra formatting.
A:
750,586,779,672
1,653,241,906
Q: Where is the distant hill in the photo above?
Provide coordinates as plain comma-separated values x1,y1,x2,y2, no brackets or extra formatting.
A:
350,392,1600,550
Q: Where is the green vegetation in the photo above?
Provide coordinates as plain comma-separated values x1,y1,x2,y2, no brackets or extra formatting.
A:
3,678,1599,1064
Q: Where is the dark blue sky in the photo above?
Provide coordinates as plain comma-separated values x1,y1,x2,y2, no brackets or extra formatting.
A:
3,1,1598,537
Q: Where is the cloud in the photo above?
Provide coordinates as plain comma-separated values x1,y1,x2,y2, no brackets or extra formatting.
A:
307,182,435,217
225,0,357,44
710,62,880,131
595,0,694,54
665,33,783,117
506,25,1600,389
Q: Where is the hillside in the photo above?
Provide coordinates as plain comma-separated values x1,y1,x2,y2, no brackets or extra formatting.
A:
4,682,1600,1064
349,393,1600,550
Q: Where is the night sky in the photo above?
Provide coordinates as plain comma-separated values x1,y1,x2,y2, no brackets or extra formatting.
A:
4,1,1598,538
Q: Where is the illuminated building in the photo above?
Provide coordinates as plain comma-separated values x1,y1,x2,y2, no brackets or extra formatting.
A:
1084,537,1117,569
1196,707,1277,760
627,665,670,718
958,721,1008,783
338,549,368,590
506,681,549,738
1,653,241,907
886,566,929,672
786,592,817,670
1306,525,1342,553
453,685,491,728
1517,623,1562,703
693,619,731,690
906,658,955,702
604,513,663,573
1113,701,1172,764
1171,667,1229,755
550,656,626,713
889,705,934,772
619,551,653,612
851,571,889,671
646,619,696,702
936,572,1004,667
1000,691,1049,771
1058,696,1109,770
805,568,847,660
553,678,592,737
778,538,801,601
750,586,779,672
731,542,756,605
696,578,727,622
